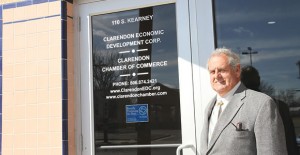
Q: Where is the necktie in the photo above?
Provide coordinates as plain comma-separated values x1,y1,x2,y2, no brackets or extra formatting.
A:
208,100,224,142
217,101,224,118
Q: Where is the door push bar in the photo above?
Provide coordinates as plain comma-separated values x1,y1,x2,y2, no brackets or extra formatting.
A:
99,143,194,155
100,144,181,149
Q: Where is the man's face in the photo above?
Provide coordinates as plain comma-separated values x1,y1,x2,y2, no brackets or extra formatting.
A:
208,54,241,96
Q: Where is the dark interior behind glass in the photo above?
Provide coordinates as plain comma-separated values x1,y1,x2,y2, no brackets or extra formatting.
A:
91,3,181,155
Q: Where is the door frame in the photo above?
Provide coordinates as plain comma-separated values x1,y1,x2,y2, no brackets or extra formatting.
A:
73,0,215,154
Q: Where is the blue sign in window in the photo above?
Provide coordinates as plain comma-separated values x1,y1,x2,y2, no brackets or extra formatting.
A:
126,104,149,123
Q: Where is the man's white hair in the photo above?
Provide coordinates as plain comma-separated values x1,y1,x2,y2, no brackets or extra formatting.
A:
207,47,240,70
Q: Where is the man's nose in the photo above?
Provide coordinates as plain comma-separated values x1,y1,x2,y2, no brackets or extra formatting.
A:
214,71,221,78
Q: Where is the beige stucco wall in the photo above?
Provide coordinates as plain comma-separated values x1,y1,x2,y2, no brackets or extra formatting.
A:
1,0,75,154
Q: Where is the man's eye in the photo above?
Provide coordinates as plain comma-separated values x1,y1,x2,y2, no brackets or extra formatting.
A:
219,69,226,73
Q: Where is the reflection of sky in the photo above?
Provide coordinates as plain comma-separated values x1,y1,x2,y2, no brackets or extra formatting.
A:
214,0,300,95
91,4,179,88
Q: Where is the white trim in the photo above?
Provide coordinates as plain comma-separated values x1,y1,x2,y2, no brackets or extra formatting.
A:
189,0,215,153
176,0,197,154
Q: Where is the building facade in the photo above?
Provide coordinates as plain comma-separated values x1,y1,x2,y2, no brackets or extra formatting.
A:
0,0,299,155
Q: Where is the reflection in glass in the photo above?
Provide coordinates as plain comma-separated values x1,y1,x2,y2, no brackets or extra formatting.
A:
214,0,300,153
91,3,181,155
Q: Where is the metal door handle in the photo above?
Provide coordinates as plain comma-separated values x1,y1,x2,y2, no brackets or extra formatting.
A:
176,144,194,155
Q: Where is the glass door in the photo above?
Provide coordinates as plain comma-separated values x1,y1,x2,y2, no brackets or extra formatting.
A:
77,0,197,155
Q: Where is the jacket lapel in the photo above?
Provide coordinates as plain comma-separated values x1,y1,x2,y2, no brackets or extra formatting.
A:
206,84,247,153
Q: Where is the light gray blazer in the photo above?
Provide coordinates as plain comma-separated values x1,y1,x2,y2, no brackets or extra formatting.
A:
200,84,287,155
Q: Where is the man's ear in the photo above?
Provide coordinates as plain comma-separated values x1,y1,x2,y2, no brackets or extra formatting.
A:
236,64,241,78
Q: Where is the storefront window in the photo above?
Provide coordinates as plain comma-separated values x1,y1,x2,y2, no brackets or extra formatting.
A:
213,0,300,153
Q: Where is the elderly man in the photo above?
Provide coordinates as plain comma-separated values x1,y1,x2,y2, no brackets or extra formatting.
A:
200,47,287,155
